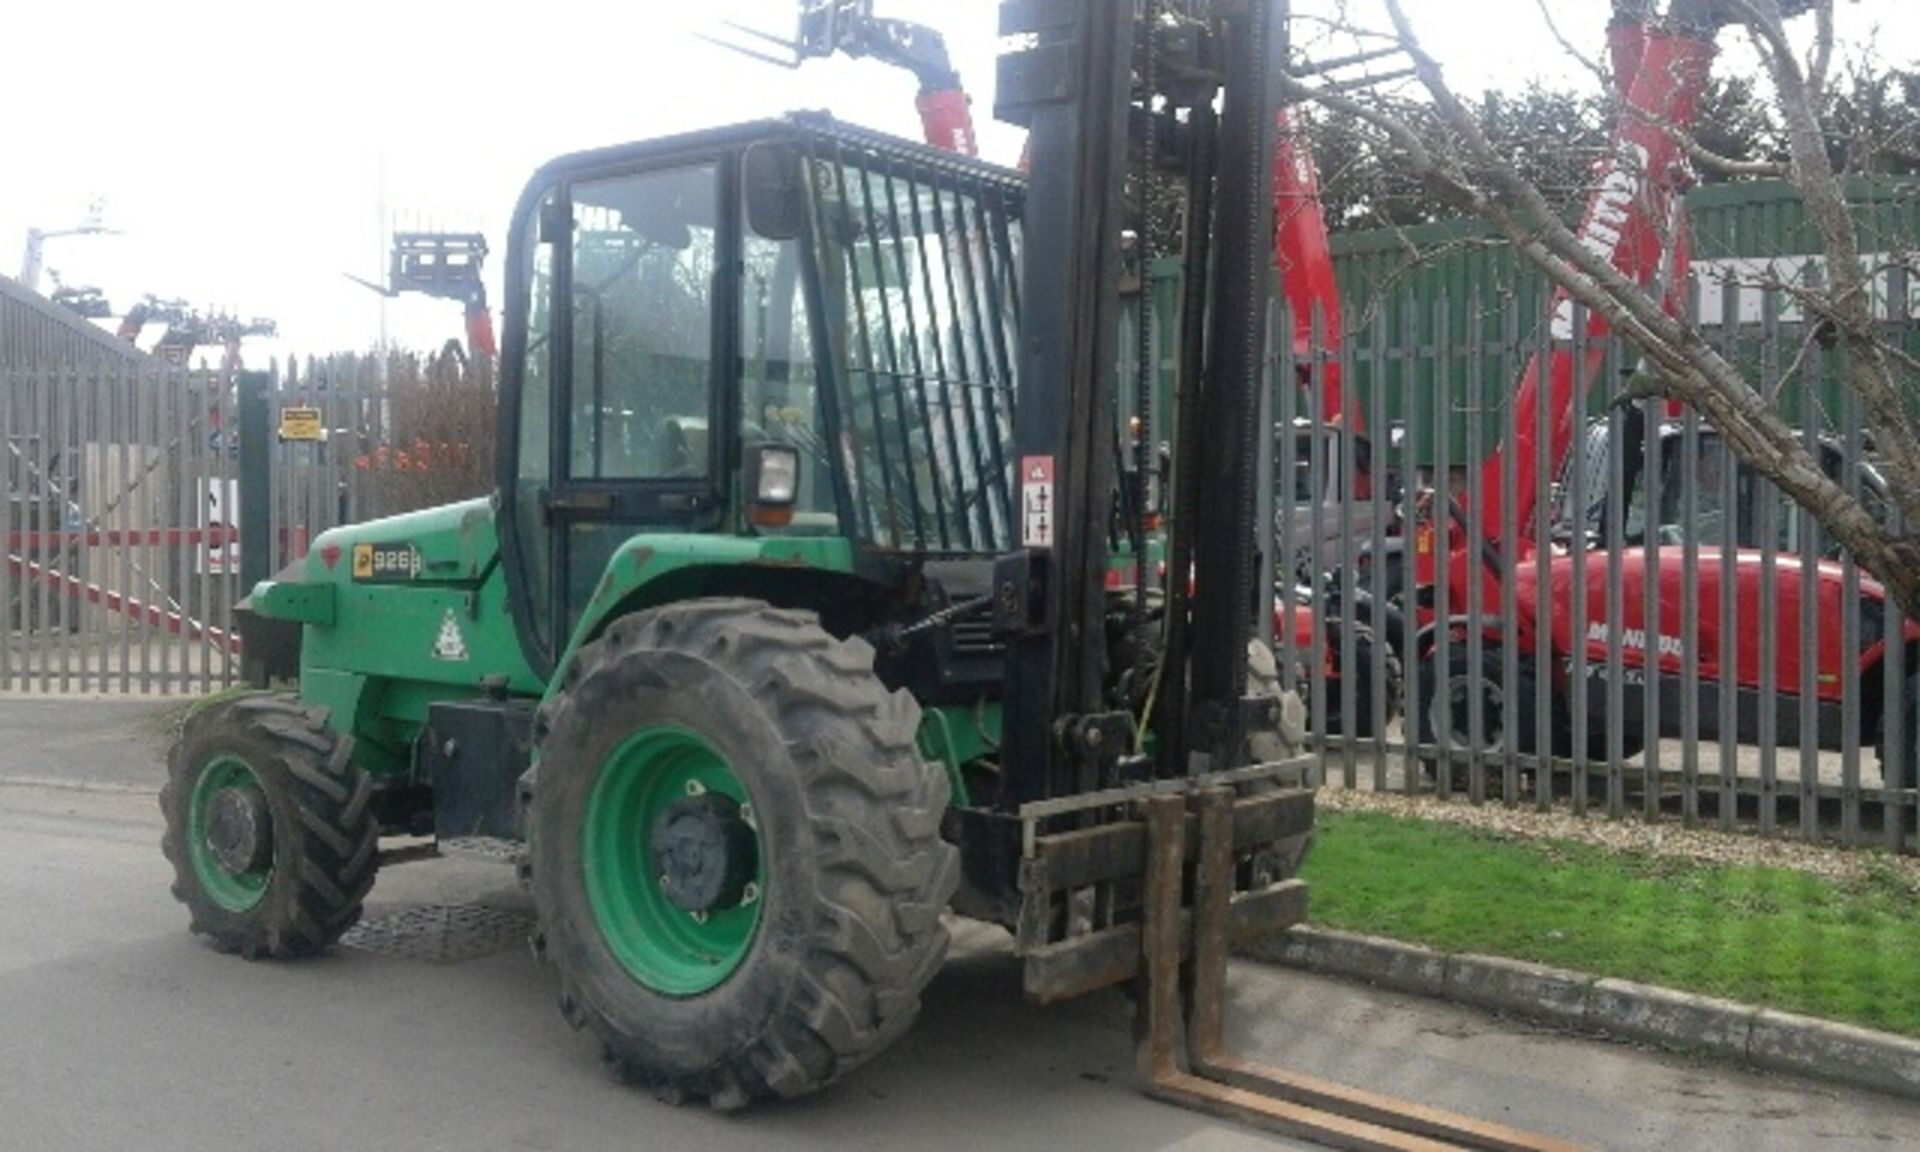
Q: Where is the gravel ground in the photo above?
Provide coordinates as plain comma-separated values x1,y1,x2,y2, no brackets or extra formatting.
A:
1317,785,1920,892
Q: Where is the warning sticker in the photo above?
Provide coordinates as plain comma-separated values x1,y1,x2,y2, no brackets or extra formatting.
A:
432,609,470,661
277,406,324,442
1021,455,1055,549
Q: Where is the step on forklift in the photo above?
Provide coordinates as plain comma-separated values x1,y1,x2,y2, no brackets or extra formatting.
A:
170,1,1574,1146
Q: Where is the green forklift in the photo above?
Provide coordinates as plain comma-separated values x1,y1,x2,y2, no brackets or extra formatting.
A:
160,5,1571,1147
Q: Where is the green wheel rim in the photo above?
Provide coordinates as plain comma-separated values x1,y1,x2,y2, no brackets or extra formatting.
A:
582,727,764,996
187,755,272,912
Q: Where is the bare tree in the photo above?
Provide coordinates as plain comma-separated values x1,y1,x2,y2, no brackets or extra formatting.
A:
1284,0,1920,618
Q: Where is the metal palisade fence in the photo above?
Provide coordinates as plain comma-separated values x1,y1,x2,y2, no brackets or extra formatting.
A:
0,351,491,694
1270,274,1919,854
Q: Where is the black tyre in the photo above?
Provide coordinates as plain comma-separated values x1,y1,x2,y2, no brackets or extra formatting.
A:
1318,623,1403,739
1244,639,1313,882
1550,684,1647,762
160,693,378,958
1412,645,1539,793
1245,638,1308,765
523,599,959,1109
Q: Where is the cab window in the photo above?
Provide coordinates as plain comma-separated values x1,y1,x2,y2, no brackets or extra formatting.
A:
567,164,720,481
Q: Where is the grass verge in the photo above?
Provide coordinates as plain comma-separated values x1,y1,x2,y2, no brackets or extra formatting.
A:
1298,808,1920,1038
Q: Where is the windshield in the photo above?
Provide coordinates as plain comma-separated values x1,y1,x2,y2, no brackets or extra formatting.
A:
568,165,718,482
801,141,1021,553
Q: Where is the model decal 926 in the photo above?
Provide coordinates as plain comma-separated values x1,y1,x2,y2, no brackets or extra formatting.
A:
350,542,421,582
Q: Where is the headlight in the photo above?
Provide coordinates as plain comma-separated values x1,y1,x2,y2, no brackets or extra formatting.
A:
744,442,800,527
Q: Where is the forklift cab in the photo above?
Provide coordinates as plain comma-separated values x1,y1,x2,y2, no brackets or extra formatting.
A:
496,117,1025,670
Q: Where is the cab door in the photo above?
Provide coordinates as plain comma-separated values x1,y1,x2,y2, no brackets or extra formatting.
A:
505,158,734,665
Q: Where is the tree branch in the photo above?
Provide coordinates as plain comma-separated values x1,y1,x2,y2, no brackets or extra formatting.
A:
1806,0,1835,108
1731,0,1920,505
1291,0,1920,616
1530,0,1614,97
1674,127,1792,178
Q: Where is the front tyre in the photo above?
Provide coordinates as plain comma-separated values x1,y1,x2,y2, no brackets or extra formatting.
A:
160,694,378,958
524,599,958,1109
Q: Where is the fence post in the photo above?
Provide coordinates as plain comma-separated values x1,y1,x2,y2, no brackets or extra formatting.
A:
239,372,272,592
237,371,272,687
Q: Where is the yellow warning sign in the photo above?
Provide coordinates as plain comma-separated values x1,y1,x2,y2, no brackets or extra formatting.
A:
278,406,324,442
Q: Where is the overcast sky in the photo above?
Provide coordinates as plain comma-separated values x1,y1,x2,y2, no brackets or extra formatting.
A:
2,0,1912,359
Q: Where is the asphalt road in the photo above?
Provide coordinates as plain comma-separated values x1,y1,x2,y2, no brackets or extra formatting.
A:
1,696,1917,1152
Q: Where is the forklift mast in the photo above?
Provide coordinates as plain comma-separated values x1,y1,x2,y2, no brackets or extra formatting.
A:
995,0,1280,793
990,6,1583,1145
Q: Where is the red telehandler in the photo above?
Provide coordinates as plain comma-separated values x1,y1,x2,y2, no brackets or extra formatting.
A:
348,232,498,365
116,295,276,368
1403,0,1920,795
703,0,979,158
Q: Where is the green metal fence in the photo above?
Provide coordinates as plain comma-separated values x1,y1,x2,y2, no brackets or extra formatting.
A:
1320,178,1920,463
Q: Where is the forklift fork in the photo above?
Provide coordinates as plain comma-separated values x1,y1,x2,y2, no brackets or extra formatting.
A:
1136,790,1584,1152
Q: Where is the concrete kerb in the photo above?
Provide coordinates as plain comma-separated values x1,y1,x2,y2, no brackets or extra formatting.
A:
1245,924,1920,1104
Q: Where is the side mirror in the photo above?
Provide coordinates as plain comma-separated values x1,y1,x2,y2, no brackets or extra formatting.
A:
744,143,805,242
743,441,801,528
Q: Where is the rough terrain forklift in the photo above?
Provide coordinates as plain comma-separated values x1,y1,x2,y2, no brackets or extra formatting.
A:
165,2,1573,1145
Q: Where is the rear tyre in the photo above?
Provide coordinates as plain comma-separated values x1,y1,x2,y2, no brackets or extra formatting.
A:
1412,645,1538,793
160,693,378,958
523,599,958,1109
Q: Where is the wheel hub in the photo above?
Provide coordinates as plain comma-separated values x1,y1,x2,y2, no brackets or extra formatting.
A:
1438,679,1506,752
651,793,758,913
205,785,273,875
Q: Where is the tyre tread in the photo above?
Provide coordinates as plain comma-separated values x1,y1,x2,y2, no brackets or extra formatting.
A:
526,598,957,1106
160,693,378,958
